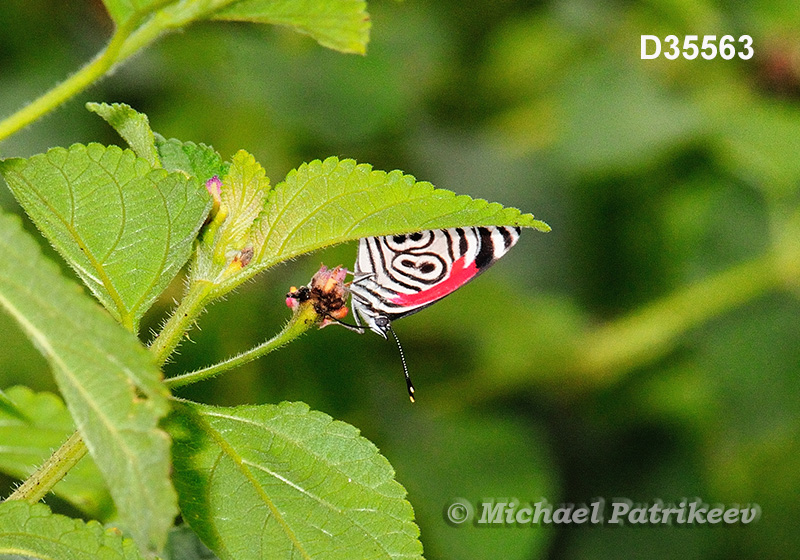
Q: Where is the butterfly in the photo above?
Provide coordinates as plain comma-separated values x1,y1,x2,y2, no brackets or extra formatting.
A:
347,226,521,400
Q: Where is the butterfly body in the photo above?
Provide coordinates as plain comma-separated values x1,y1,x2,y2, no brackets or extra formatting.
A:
350,226,521,337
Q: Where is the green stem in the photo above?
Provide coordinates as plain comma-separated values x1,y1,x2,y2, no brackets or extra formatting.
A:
4,289,317,504
149,280,214,366
115,0,242,62
165,303,319,389
6,432,87,503
0,17,140,143
5,279,220,504
574,251,780,382
431,249,792,409
0,1,246,142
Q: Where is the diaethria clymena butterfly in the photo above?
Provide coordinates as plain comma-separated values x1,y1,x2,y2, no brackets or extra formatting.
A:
286,226,522,401
347,226,521,400
350,226,521,336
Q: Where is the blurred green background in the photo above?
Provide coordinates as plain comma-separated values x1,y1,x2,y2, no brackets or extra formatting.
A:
2,1,800,559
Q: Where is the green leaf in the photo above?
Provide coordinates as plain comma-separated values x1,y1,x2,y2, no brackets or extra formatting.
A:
193,150,271,283
100,0,172,28
0,211,177,553
212,0,371,55
0,387,27,422
87,102,161,167
102,0,369,56
218,151,271,248
252,156,549,272
166,401,423,560
0,386,113,519
0,501,144,560
0,143,211,330
155,135,228,181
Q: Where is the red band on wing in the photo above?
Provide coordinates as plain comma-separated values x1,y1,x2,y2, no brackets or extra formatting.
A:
390,256,479,308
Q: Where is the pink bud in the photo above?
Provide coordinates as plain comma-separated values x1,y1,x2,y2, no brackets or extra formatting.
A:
205,175,222,200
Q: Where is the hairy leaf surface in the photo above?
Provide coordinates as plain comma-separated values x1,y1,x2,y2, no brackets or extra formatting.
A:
0,501,144,560
253,156,549,272
213,0,370,54
167,401,423,560
0,144,211,329
0,211,177,552
0,386,112,518
155,136,228,181
193,150,270,284
87,102,160,167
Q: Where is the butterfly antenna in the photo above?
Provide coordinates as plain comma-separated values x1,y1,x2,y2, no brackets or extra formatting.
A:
388,326,415,403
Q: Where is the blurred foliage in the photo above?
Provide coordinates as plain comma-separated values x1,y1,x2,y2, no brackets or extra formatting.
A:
1,0,799,559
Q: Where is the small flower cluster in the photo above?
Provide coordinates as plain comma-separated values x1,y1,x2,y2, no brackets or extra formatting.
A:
286,265,351,328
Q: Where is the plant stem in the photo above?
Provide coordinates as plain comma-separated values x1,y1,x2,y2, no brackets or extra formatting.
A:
574,251,781,383
7,432,87,503
5,280,216,505
430,248,794,409
165,303,319,389
149,280,215,366
0,0,259,508
0,0,241,143
0,17,139,143
3,285,316,505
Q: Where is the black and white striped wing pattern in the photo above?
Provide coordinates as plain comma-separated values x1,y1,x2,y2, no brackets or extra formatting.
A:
350,226,521,337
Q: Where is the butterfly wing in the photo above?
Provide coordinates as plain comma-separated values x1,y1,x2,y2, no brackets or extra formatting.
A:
350,226,521,337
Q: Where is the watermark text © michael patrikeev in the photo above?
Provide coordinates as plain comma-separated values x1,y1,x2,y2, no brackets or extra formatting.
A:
444,497,761,527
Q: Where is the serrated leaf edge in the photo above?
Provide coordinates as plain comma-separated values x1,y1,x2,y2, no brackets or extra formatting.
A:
176,401,421,559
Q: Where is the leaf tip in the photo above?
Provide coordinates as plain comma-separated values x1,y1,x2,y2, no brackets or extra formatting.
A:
0,156,26,175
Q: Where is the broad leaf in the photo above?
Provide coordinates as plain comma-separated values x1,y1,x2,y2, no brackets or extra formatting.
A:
200,155,548,296
103,0,369,56
87,102,161,167
213,0,371,55
0,143,211,329
167,401,423,560
0,386,113,519
0,501,144,560
252,156,549,272
0,387,26,422
155,135,228,181
100,0,180,27
86,101,226,180
0,211,177,553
